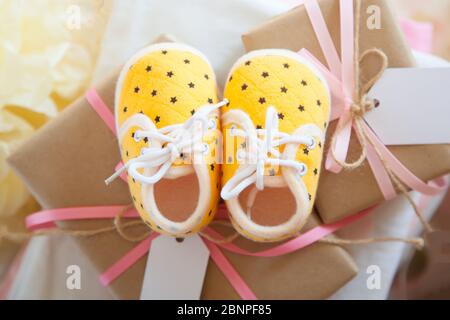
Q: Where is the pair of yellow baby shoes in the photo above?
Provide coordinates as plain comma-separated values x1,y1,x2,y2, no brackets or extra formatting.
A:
110,43,330,242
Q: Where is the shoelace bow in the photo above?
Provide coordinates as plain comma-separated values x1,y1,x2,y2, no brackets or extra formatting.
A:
221,106,316,200
106,100,228,186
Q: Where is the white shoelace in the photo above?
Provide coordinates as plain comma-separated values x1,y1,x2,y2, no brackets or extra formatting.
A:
106,99,228,186
221,106,316,201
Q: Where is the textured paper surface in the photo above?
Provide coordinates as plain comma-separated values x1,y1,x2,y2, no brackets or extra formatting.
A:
140,235,209,300
366,67,450,145
8,35,358,299
242,0,450,223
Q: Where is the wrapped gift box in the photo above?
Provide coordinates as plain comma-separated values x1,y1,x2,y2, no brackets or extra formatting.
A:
8,35,358,299
242,0,450,223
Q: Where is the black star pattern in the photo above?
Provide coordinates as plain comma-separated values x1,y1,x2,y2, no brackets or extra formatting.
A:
154,116,160,123
261,71,269,78
131,132,135,138
241,83,248,91
161,50,168,55
126,151,129,157
190,109,196,115
143,137,149,143
245,61,251,66
229,76,233,82
139,110,144,114
313,168,318,175
207,98,213,104
301,80,308,86
283,63,290,68
308,194,312,201
188,82,195,88
278,113,285,120
303,148,310,155
170,96,177,104
132,178,136,183
145,65,152,72
123,106,128,112
134,86,140,93
140,203,144,209
298,105,305,112
204,74,209,80
167,71,174,78
318,141,322,148
256,125,262,129
280,86,288,93
151,89,157,97
259,97,266,104
183,59,190,64
210,164,215,171
226,101,230,107
317,100,322,106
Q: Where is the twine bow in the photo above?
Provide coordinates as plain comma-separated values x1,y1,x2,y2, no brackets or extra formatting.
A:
329,46,388,170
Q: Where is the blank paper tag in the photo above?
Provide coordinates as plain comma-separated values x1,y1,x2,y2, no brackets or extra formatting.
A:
365,67,450,145
140,235,209,300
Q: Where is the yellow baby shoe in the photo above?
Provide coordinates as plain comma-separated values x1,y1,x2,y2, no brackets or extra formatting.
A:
109,43,226,237
221,49,330,242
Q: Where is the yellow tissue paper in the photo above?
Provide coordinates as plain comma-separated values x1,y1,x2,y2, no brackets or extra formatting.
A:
0,0,111,219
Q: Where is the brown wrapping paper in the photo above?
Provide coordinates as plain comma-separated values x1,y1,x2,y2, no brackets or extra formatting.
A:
8,35,358,299
242,0,450,223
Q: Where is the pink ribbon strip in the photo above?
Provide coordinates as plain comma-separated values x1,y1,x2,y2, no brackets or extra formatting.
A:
85,88,117,134
400,18,433,54
300,0,445,199
202,239,257,300
25,206,138,231
99,234,158,287
205,206,374,257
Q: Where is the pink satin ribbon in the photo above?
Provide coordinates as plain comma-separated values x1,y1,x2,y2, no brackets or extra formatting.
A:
300,0,446,199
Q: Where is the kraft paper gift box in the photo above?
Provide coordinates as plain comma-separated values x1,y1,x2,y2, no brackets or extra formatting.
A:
8,35,358,299
242,0,450,223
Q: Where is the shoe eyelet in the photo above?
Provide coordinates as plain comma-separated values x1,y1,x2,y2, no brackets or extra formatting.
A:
201,143,209,154
307,137,316,150
134,131,142,143
230,124,237,136
297,163,308,177
208,118,216,130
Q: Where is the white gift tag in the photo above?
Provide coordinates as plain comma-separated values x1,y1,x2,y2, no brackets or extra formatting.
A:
365,67,450,145
140,235,209,300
